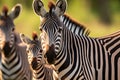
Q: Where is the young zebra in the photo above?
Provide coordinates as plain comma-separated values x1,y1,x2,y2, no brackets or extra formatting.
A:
0,4,32,80
20,33,58,80
33,0,120,80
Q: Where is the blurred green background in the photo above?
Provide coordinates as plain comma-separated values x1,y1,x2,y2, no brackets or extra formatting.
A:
0,0,120,38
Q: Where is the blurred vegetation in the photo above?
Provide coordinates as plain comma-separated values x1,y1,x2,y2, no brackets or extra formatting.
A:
0,0,120,37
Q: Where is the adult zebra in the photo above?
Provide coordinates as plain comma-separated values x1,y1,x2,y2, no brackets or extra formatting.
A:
20,33,58,80
33,0,120,80
0,4,32,80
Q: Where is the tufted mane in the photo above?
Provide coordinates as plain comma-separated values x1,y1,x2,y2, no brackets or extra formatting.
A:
2,5,9,16
32,32,38,40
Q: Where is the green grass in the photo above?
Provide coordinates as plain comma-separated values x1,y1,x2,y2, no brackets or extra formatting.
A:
15,10,40,38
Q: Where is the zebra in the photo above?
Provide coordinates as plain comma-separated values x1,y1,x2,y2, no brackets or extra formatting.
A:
0,4,32,80
33,0,120,80
20,32,58,80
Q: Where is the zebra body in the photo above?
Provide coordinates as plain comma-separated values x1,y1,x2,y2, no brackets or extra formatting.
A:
33,0,120,80
0,4,32,80
49,27,120,80
20,33,58,80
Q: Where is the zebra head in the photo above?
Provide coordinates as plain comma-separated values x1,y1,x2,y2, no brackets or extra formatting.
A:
0,4,21,50
20,32,44,70
33,0,67,56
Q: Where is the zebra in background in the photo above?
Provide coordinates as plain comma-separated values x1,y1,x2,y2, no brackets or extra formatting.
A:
20,32,58,80
0,4,32,80
33,0,120,80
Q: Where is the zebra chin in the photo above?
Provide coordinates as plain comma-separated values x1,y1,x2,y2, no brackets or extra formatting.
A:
45,44,57,64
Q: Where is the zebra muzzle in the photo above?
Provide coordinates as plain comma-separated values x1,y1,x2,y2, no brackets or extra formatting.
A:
31,57,38,70
45,44,56,64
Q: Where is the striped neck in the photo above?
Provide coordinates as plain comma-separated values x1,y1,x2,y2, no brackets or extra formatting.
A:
32,61,45,79
54,28,83,72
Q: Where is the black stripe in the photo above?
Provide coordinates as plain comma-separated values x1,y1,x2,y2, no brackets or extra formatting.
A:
114,52,120,80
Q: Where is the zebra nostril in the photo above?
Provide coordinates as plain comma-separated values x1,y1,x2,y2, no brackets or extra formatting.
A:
12,28,15,31
44,54,46,58
26,50,29,53
39,28,42,32
39,49,43,53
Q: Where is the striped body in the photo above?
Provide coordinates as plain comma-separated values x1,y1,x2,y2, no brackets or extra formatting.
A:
20,33,58,80
46,27,120,80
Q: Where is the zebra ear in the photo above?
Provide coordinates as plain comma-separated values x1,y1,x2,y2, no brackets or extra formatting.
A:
9,4,22,20
20,34,32,44
33,0,47,17
55,0,67,16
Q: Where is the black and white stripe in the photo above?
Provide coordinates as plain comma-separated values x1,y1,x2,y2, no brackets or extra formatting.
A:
60,14,90,36
49,27,120,80
0,42,32,80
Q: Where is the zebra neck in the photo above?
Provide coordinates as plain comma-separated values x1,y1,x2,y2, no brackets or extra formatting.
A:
33,62,47,79
54,28,84,72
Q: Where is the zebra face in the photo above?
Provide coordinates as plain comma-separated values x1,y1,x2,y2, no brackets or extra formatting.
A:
0,4,21,49
33,0,67,54
20,33,43,69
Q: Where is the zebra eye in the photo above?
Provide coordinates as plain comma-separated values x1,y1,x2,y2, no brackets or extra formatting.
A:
12,28,15,31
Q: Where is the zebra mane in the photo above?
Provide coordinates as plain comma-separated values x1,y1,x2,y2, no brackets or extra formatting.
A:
48,1,56,14
32,32,38,40
2,5,9,16
48,1,90,36
62,14,90,35
48,1,55,10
